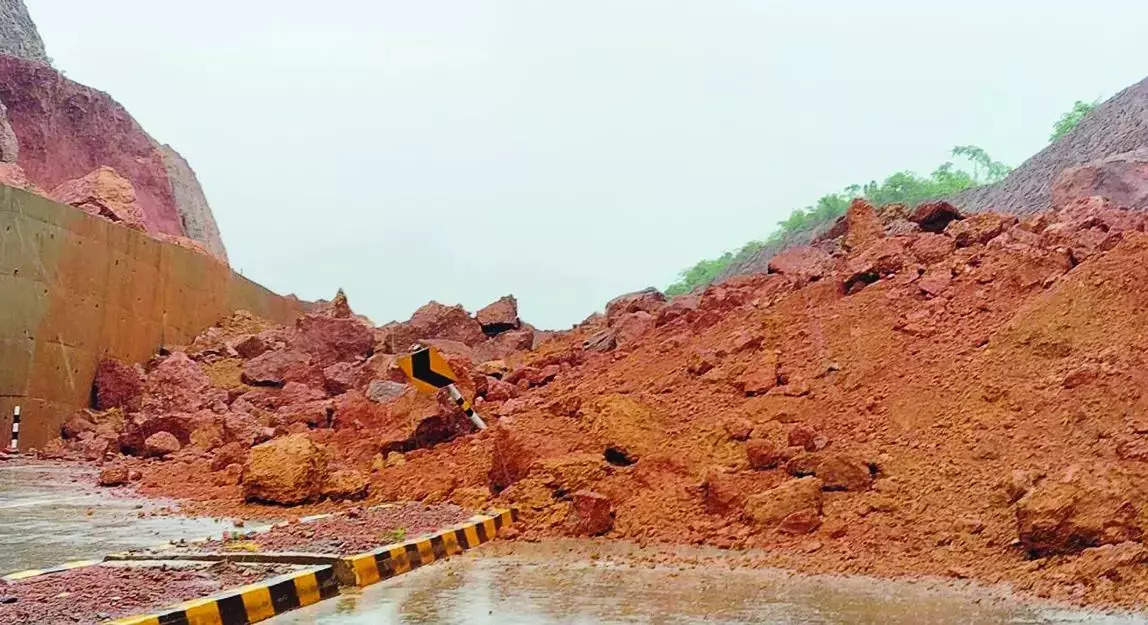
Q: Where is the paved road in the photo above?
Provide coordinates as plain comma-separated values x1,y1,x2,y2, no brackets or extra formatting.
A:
266,544,1148,625
0,461,238,573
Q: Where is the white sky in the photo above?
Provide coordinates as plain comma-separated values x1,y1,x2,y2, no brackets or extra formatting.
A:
29,1,1148,329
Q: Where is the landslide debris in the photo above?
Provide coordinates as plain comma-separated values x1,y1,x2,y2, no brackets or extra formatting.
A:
45,192,1148,609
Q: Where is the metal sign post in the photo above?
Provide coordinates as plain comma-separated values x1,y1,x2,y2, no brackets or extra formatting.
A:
397,347,487,430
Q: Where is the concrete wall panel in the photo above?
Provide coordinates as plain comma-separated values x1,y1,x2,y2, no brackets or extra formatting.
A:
0,184,305,449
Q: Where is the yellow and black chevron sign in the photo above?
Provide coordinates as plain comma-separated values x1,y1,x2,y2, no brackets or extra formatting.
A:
396,346,458,395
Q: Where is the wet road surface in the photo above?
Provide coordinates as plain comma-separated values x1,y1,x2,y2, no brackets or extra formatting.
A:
0,462,241,573
268,542,1148,625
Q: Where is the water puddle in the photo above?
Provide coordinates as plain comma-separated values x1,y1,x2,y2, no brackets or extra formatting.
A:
269,542,1148,625
0,462,249,573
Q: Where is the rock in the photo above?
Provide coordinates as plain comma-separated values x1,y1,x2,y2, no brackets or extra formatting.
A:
605,287,666,322
767,246,834,283
842,198,883,251
614,311,656,347
378,302,486,352
815,455,873,491
734,352,779,395
917,265,953,296
222,412,263,447
570,490,614,536
1004,469,1041,504
724,418,753,441
279,381,327,406
785,451,820,477
61,412,95,440
787,427,829,452
80,436,113,460
294,313,375,367
93,358,144,411
1070,542,1148,584
686,350,716,375
582,329,617,352
142,352,223,414
322,361,357,395
210,442,249,472
476,295,520,335
945,213,1016,247
472,328,535,362
366,379,408,403
484,378,517,402
746,439,792,470
1016,472,1143,556
231,334,272,359
841,238,907,293
37,438,71,460
744,476,823,530
143,431,181,458
1052,149,1148,212
656,295,700,326
703,469,744,514
778,508,822,535
326,288,353,319
908,232,956,264
909,201,963,233
322,469,370,501
242,434,329,505
50,166,146,230
0,162,40,192
97,465,129,487
117,413,193,455
241,350,313,386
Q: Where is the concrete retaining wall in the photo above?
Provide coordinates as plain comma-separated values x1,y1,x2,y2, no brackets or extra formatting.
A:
0,184,304,449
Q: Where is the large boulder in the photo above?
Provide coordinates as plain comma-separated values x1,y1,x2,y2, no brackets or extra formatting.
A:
1016,472,1143,556
569,490,614,536
92,358,144,411
814,455,872,491
377,302,487,352
842,198,883,251
766,246,834,283
1052,149,1148,212
143,431,181,458
605,288,666,322
744,476,823,532
613,311,656,348
476,295,520,335
50,166,146,230
293,313,375,367
241,349,313,386
141,352,224,414
242,434,329,505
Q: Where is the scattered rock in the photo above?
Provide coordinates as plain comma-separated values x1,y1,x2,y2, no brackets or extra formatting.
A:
910,201,963,233
746,439,792,470
582,329,617,352
842,198,883,251
1052,149,1148,212
1016,472,1143,556
97,464,129,487
945,213,1016,247
366,380,408,403
767,246,834,283
614,311,657,347
93,358,144,411
815,455,873,491
242,350,313,386
143,431,181,458
605,287,666,322
50,166,146,230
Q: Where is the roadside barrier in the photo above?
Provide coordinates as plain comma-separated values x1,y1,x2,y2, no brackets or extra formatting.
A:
8,405,19,451
338,509,516,586
1,558,100,583
105,564,338,625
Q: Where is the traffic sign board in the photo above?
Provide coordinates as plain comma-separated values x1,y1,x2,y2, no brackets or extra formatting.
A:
396,347,458,395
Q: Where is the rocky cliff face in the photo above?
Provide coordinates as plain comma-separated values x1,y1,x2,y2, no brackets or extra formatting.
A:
0,3,228,260
0,0,47,63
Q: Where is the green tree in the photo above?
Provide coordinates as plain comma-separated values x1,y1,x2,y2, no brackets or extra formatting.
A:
1049,100,1098,142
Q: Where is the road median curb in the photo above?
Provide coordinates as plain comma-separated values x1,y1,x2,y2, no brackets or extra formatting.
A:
104,564,338,625
337,508,517,586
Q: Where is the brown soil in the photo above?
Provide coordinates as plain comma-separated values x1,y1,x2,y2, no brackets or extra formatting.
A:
194,503,471,555
0,561,291,625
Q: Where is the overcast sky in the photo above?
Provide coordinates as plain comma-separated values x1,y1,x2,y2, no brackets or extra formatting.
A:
29,1,1148,329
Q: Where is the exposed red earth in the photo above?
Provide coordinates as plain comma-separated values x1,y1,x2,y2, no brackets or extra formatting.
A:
0,561,291,625
36,191,1148,610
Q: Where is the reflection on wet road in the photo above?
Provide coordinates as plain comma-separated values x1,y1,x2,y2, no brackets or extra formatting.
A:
269,542,1148,625
0,462,238,573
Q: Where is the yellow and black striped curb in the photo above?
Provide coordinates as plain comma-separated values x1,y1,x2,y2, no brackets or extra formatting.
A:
1,558,101,582
339,508,517,586
105,564,338,625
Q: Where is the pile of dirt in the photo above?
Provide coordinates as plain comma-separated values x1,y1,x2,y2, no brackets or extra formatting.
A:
45,193,1148,608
